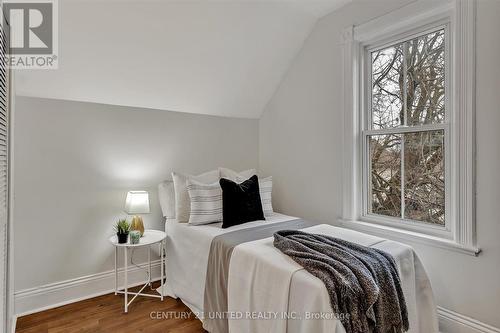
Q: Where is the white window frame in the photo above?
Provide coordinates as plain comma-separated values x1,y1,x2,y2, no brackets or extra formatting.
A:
340,0,479,256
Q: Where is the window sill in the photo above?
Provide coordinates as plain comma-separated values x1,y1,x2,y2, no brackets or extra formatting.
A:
338,219,481,257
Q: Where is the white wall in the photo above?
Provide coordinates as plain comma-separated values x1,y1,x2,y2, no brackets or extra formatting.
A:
260,0,500,330
16,1,333,119
13,97,258,293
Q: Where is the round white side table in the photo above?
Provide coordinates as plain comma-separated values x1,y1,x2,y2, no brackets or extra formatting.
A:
109,229,166,313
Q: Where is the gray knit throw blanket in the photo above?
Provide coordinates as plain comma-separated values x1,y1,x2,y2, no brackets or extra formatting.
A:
273,230,409,333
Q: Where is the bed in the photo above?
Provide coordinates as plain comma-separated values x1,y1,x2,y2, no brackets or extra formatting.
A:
158,213,439,333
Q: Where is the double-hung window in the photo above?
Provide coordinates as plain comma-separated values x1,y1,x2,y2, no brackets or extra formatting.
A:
341,0,479,255
365,28,448,228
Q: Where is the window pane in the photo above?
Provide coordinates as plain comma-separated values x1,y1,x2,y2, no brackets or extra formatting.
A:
406,30,445,125
370,134,401,218
404,130,445,225
371,45,404,129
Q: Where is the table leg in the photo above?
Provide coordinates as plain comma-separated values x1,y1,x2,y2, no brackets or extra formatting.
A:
160,241,164,301
148,245,152,288
114,247,118,295
124,247,128,313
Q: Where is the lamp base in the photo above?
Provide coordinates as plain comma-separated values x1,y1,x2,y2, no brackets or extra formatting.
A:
130,216,145,236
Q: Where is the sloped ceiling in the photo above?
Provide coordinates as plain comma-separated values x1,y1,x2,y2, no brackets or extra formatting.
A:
15,0,350,118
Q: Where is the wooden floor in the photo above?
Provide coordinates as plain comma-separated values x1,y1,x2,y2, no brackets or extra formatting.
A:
16,282,206,333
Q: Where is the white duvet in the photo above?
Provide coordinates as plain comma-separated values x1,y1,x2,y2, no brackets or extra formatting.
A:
160,214,439,333
161,213,295,313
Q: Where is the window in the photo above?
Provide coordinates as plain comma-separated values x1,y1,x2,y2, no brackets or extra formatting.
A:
341,0,479,255
365,28,447,227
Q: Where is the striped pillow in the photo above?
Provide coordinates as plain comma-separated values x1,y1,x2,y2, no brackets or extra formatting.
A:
186,179,222,225
258,176,274,217
236,175,274,218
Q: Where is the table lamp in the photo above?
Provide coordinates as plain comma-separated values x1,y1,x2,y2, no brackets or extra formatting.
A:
124,190,150,236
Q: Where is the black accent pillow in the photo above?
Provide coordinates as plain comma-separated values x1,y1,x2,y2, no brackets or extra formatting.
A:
219,175,265,228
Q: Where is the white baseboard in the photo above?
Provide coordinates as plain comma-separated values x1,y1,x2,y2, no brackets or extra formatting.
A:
438,306,500,333
14,259,162,317
10,315,16,333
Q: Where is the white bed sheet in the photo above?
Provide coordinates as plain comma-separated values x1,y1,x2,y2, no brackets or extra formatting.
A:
160,216,438,333
228,224,438,333
161,213,298,314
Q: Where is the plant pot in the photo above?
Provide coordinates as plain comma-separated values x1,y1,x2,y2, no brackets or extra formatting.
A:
117,232,129,244
129,230,141,244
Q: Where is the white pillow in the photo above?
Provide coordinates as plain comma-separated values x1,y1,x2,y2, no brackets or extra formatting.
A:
158,180,175,219
219,167,256,182
236,175,274,218
187,179,222,225
172,170,220,223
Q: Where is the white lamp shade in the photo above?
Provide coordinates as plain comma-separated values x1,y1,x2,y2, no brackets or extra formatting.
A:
124,191,150,214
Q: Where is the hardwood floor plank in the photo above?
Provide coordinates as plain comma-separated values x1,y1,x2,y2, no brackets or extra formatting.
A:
16,282,206,333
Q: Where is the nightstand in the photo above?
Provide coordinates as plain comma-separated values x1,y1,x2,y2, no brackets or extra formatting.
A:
109,229,166,313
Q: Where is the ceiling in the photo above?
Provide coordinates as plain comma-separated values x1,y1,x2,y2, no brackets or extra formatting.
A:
15,0,350,119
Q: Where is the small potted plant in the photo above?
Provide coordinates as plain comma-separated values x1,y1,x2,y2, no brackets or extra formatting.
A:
114,219,130,244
